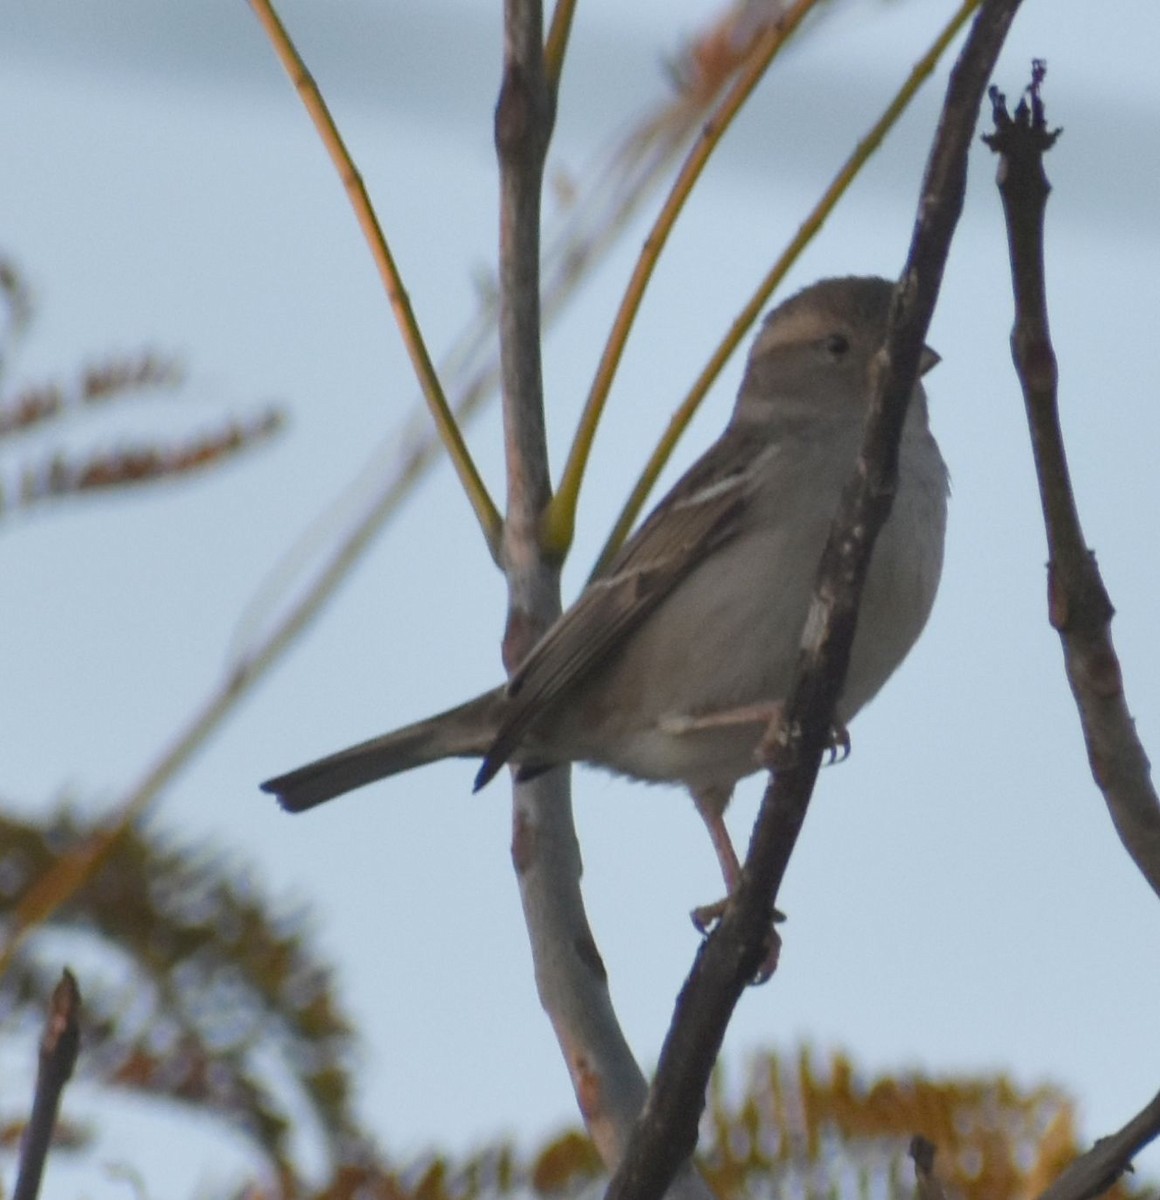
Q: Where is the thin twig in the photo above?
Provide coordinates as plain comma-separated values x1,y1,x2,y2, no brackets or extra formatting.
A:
13,970,81,1200
604,4,1023,1198
591,0,981,578
247,0,502,557
984,65,1160,900
0,0,525,975
543,0,578,90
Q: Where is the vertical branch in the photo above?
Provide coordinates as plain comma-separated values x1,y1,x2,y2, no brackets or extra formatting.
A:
604,3,1024,1198
496,0,555,607
984,69,1160,899
494,6,710,1192
911,1137,951,1200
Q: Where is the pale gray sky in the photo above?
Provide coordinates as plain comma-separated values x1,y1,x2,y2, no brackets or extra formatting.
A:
2,2,1159,1196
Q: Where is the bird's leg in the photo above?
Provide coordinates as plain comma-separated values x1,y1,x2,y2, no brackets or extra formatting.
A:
689,785,742,933
688,785,781,983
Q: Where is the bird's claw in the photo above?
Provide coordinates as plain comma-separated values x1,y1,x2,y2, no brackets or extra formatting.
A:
825,722,851,765
690,896,727,934
752,927,782,984
690,896,785,985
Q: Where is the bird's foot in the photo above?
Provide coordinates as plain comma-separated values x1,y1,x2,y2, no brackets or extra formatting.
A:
826,721,851,764
755,704,792,768
690,895,784,985
754,927,782,985
690,895,727,934
757,715,851,769
689,779,784,983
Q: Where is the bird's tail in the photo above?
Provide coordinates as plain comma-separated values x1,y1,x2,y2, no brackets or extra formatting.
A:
261,689,504,813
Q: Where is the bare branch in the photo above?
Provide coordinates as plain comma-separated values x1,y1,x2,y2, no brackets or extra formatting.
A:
496,0,665,1184
496,0,555,577
1036,1089,1160,1200
13,970,81,1200
984,66,1160,901
604,4,1024,1198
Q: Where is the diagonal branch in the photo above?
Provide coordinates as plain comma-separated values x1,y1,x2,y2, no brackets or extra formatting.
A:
984,65,1160,901
604,3,1024,1198
1036,1088,1160,1200
543,0,578,90
248,0,502,557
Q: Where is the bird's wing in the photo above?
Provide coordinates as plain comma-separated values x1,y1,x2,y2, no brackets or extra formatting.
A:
475,424,771,787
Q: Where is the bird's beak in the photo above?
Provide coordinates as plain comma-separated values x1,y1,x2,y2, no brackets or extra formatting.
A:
919,344,941,376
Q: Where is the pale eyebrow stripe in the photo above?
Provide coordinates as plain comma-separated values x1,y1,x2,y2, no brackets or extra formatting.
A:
750,309,836,356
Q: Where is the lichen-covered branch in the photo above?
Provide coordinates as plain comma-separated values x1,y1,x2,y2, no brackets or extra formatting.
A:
494,7,707,1195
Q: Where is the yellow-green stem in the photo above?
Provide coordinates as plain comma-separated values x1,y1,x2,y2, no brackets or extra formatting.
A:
249,0,502,557
544,0,579,90
543,0,824,557
590,0,981,577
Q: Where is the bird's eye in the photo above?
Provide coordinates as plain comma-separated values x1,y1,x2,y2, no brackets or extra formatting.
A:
825,333,850,357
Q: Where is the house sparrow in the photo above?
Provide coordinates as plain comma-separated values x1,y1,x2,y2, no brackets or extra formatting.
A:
263,275,948,919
